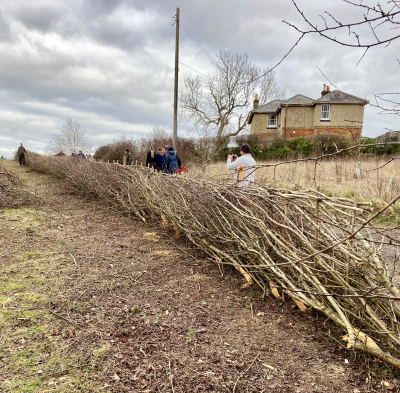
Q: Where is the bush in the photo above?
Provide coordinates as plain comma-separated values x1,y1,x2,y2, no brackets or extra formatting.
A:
229,135,315,161
309,134,353,156
93,137,139,163
361,132,400,155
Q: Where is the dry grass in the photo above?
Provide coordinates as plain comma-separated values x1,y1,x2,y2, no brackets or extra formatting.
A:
189,157,400,220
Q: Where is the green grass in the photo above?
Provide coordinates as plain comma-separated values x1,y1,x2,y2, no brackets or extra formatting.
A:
0,208,108,392
3,208,46,225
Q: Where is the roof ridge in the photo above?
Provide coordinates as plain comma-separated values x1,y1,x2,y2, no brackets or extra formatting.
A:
284,93,315,103
314,90,367,103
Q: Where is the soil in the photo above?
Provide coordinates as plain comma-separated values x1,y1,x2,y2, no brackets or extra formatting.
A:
0,160,398,392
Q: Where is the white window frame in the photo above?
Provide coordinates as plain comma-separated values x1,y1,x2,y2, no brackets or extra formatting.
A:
267,113,277,128
321,104,330,121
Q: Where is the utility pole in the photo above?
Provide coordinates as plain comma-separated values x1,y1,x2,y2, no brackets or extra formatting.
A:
173,7,180,151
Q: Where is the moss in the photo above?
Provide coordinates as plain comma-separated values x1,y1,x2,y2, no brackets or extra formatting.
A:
15,250,41,261
93,342,111,357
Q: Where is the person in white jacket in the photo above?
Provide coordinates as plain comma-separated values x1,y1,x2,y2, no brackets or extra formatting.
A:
227,144,256,187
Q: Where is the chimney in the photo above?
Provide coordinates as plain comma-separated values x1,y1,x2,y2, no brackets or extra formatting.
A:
321,84,329,97
253,93,259,109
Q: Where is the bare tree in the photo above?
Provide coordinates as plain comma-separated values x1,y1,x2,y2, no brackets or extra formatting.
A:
146,125,172,146
47,117,91,154
179,50,286,140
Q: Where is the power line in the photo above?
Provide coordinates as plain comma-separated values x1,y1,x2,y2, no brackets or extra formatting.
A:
180,20,216,65
179,61,208,77
180,21,213,61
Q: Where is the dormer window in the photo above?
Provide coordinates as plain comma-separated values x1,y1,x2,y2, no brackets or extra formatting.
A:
267,114,277,128
321,104,330,121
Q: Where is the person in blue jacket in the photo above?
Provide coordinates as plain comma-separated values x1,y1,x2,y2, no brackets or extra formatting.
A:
156,148,166,172
165,147,181,173
77,150,86,159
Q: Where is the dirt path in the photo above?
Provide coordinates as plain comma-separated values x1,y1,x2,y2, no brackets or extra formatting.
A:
0,160,395,392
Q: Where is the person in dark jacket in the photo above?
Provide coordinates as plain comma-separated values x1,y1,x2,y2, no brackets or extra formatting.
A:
165,147,181,173
146,145,157,171
54,150,66,157
17,143,26,166
125,149,132,165
156,148,165,172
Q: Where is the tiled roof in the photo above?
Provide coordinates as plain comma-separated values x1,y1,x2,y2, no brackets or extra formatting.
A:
315,90,368,104
282,94,314,106
248,99,286,124
252,99,286,114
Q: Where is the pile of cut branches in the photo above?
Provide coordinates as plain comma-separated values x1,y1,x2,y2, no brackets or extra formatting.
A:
0,165,33,208
27,154,400,369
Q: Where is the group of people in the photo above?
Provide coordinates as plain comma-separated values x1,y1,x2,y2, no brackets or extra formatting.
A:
16,141,256,185
17,144,92,165
125,145,184,174
54,149,92,159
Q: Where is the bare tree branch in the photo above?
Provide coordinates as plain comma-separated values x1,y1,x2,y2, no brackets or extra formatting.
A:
47,117,91,154
284,0,400,48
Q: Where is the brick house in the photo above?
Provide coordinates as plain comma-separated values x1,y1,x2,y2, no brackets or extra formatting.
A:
249,85,369,139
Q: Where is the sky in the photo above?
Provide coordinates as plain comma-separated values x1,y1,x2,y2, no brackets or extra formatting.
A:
0,0,398,158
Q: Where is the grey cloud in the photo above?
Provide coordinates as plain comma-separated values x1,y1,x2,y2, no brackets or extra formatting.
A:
0,11,10,41
13,1,66,32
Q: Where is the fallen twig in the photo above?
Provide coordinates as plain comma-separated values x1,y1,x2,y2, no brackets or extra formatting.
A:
233,352,260,393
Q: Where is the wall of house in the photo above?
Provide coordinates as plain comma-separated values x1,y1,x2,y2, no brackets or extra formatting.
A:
250,113,281,137
283,127,362,139
313,104,365,127
284,128,315,138
285,106,314,128
277,109,284,134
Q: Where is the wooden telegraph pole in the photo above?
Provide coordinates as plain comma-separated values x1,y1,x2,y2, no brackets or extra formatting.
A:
173,7,180,151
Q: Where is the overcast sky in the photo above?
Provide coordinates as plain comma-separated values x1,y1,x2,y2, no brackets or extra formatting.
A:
0,0,398,158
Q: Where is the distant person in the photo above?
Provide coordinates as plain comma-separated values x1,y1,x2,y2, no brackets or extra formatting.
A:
146,145,157,171
54,150,66,157
125,149,132,165
77,150,86,159
165,147,181,173
17,143,26,166
156,147,165,172
227,144,256,187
